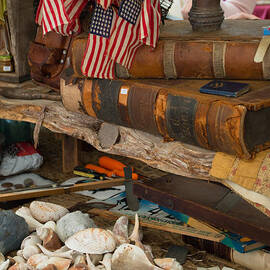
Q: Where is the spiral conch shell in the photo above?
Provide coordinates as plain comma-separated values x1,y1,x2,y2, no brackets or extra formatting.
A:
111,244,162,270
29,201,69,223
65,228,116,254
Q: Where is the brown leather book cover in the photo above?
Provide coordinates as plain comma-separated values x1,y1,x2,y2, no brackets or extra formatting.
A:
72,20,270,80
61,76,270,159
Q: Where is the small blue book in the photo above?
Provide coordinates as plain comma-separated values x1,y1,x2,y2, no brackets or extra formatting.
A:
199,80,250,97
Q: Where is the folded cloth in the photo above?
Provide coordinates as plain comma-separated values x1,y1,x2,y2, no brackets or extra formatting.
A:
210,150,270,217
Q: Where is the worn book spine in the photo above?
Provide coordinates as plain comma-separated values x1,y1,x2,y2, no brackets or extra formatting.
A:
61,77,270,159
71,37,270,80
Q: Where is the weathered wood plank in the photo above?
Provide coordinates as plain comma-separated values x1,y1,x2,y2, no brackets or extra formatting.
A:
0,97,214,180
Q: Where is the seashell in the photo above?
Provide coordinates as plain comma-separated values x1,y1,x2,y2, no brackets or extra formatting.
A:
15,207,42,232
144,245,154,263
86,254,97,270
69,263,88,270
27,254,48,268
69,255,88,270
65,228,116,254
21,234,42,249
36,257,71,270
30,201,69,223
0,260,10,270
22,244,41,260
16,252,23,258
95,266,105,270
39,264,57,270
129,214,140,243
0,253,5,264
112,216,128,240
9,257,25,264
111,244,162,270
154,258,183,270
112,234,129,247
56,211,96,243
36,244,74,259
88,255,103,266
73,255,86,266
99,253,112,270
36,228,62,251
42,221,57,232
7,263,29,270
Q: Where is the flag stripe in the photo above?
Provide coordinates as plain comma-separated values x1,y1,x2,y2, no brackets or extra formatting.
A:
37,0,86,35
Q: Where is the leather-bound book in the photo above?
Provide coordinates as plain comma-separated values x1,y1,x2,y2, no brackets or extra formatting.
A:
61,76,270,159
72,20,270,80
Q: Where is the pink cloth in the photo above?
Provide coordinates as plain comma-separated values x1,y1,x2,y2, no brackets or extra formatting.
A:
253,4,270,19
181,0,257,19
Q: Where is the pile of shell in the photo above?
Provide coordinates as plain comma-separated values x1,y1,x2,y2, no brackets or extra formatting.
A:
0,201,183,270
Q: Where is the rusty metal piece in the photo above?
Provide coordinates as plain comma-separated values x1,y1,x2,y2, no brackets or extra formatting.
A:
188,0,224,32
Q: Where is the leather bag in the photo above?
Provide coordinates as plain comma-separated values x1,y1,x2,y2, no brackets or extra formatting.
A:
28,26,73,91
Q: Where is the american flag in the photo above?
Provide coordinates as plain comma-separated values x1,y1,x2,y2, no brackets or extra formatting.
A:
97,0,113,10
36,0,87,35
140,0,161,48
82,0,161,79
81,4,117,79
106,0,142,69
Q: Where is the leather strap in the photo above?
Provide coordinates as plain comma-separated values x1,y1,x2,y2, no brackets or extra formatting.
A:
163,41,177,79
213,42,226,78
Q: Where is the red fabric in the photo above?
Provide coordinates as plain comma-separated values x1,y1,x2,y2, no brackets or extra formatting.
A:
253,4,270,19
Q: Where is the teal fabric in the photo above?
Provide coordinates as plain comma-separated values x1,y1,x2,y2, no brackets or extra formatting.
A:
0,119,34,146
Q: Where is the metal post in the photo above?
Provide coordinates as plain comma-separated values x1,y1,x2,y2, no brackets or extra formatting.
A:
188,0,224,32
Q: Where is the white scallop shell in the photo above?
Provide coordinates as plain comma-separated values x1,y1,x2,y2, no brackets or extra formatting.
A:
111,244,162,270
15,207,43,232
22,244,41,260
30,201,69,223
154,258,183,270
65,228,116,254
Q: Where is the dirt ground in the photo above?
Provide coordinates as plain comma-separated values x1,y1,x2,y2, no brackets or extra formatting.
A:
0,127,249,270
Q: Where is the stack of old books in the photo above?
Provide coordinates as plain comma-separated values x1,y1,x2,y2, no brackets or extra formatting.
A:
60,19,270,264
62,19,270,159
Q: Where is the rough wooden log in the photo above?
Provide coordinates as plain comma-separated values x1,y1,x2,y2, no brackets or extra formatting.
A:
0,85,214,180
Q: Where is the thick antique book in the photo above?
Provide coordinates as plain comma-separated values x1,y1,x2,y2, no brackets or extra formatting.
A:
61,76,270,159
71,20,270,80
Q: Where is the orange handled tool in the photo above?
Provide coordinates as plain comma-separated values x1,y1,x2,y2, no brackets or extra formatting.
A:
98,156,138,180
85,164,114,177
